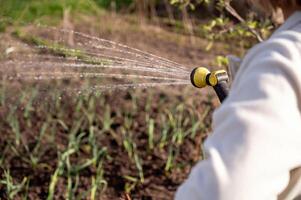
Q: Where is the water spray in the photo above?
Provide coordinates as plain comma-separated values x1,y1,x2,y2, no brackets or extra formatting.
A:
190,67,229,103
4,27,231,97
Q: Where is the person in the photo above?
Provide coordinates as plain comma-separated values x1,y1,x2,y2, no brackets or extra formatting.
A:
175,1,301,200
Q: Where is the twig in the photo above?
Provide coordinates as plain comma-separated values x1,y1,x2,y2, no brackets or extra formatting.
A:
223,1,264,42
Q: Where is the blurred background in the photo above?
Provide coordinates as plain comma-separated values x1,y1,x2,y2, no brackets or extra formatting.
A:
0,0,274,199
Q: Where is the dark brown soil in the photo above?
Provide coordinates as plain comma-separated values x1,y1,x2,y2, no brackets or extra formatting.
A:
0,12,228,200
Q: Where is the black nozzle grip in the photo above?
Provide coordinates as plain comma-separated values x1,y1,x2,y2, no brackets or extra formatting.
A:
213,81,229,103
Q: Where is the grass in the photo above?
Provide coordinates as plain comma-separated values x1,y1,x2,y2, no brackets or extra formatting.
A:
11,28,114,68
0,0,100,22
0,0,104,33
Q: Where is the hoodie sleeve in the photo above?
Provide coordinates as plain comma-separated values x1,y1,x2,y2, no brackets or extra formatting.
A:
175,31,301,200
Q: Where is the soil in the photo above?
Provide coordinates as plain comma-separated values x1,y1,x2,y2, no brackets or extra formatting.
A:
0,12,231,200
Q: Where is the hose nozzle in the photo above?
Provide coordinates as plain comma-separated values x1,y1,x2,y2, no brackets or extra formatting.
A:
190,67,229,103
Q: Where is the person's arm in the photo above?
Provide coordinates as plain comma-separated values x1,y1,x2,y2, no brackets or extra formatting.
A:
175,32,301,200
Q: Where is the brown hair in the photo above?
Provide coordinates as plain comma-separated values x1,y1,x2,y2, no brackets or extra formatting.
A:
250,0,301,10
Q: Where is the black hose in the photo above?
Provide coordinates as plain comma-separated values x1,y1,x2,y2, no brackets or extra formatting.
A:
213,81,229,103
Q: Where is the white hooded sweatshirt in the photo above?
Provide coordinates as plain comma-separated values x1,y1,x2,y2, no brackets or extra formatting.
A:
175,12,301,200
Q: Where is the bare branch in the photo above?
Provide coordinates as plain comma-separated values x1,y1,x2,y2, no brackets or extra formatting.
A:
223,1,264,42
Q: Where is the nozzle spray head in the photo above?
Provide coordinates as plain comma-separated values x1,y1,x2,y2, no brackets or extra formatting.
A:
190,67,229,88
190,67,229,103
190,67,210,88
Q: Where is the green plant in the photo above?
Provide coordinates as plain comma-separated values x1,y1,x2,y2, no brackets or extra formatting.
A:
0,170,28,199
123,175,138,194
7,106,21,147
0,78,6,106
102,105,114,132
122,128,144,183
90,161,107,200
147,118,155,150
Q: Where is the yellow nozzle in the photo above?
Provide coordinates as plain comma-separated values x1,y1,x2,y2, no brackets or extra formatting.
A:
208,70,228,86
190,67,229,88
190,67,210,88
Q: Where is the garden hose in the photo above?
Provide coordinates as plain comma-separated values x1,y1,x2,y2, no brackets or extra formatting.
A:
190,67,229,103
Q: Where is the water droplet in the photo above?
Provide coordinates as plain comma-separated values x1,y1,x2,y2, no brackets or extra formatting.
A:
5,47,15,55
